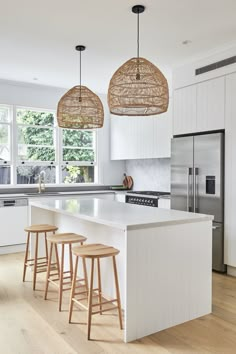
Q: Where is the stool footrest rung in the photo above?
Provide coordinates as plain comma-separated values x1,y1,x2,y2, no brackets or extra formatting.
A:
91,299,118,307
92,306,118,315
73,290,88,296
26,256,47,262
36,269,47,274
48,278,59,283
36,262,49,268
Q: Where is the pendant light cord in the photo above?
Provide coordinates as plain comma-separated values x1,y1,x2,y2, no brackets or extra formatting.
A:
79,50,82,102
137,11,139,59
136,11,140,80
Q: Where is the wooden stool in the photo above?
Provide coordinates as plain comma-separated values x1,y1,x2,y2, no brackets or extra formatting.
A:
69,243,123,340
23,224,58,290
44,233,88,311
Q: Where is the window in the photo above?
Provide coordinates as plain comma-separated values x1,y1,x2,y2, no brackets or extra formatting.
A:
61,129,95,184
16,108,56,184
0,105,97,185
0,105,12,184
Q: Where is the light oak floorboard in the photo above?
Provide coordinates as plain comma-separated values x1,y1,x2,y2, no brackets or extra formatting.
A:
1,253,236,353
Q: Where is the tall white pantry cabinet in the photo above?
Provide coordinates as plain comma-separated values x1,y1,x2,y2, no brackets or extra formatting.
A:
172,67,236,274
225,72,236,272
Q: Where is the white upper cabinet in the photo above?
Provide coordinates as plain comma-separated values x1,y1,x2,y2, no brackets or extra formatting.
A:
196,77,225,132
110,108,172,160
173,85,197,135
153,108,172,158
173,77,225,136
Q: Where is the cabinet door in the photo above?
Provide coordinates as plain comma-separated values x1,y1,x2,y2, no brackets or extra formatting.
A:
225,72,236,267
0,206,28,246
153,106,172,158
173,85,197,135
158,198,171,209
111,116,154,160
197,77,225,132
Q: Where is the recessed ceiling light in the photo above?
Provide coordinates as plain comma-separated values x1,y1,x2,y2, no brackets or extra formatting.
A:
182,40,192,45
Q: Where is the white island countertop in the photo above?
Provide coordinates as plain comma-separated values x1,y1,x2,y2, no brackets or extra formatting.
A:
30,198,213,230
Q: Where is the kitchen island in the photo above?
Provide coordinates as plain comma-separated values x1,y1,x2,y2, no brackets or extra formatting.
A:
29,198,213,342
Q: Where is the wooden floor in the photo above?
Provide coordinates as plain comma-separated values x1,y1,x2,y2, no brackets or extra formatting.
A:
1,253,236,354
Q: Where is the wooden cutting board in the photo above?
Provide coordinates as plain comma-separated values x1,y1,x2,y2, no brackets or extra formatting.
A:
123,174,133,190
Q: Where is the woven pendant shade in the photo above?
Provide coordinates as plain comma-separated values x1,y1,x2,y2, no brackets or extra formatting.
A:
57,85,104,129
108,57,169,116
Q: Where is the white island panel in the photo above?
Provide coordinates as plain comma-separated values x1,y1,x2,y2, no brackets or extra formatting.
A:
29,198,213,342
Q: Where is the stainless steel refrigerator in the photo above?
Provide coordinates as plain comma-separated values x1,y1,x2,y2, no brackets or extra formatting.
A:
171,132,226,272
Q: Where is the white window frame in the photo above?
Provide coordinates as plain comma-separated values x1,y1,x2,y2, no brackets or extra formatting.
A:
59,128,97,184
0,104,98,186
0,104,13,184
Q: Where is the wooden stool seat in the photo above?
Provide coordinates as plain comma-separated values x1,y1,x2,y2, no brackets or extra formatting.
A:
47,233,86,244
44,233,88,311
73,243,120,258
23,224,58,290
69,243,123,340
24,224,58,233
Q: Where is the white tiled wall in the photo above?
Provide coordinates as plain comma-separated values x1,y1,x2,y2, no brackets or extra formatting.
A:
125,158,171,192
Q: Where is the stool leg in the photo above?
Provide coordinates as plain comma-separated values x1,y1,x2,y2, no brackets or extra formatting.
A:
80,241,88,292
97,258,102,315
69,244,73,281
23,232,30,282
33,232,39,291
54,243,60,274
44,232,48,261
44,242,53,300
112,256,123,330
69,255,79,323
87,258,95,340
59,244,65,311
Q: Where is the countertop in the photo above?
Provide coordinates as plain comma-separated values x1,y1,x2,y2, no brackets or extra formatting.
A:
30,198,213,230
0,190,117,199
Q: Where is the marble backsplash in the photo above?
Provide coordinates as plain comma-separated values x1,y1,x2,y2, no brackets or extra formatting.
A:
125,158,171,192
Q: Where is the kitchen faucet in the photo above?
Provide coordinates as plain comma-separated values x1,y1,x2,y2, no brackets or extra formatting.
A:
38,170,46,194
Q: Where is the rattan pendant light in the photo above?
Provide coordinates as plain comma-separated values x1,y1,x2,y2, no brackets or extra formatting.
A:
108,5,169,116
57,45,104,129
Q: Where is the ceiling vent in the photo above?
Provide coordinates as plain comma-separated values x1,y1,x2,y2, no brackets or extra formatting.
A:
195,56,236,75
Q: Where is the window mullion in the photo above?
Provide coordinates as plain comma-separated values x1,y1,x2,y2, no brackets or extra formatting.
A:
12,105,17,185
56,126,61,184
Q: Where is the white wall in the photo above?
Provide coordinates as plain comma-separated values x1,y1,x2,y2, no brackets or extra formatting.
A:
0,79,125,185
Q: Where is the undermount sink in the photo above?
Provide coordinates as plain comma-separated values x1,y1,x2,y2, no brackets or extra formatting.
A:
25,192,61,196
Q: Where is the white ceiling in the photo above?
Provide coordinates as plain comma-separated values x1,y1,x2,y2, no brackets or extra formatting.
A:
1,0,236,93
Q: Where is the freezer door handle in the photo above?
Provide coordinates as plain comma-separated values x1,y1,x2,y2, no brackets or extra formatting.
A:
194,167,199,213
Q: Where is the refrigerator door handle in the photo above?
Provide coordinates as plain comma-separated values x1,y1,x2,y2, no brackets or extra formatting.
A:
194,167,199,213
187,168,190,212
187,167,192,212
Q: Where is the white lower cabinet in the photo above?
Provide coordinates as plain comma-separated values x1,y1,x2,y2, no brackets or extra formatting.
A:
115,193,126,203
225,72,236,267
111,108,172,160
0,203,28,247
158,198,171,209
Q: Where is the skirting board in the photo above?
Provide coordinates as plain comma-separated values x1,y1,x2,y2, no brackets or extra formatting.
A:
0,244,26,255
